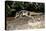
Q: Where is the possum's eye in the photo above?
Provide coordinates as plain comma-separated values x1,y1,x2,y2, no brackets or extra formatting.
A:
17,14,18,15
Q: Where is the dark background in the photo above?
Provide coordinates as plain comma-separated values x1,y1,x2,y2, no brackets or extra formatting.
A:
5,1,45,17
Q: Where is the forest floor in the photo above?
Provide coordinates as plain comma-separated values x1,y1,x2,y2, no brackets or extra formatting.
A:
6,14,45,30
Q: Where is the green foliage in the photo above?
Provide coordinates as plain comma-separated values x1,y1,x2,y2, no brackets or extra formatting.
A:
5,1,44,17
